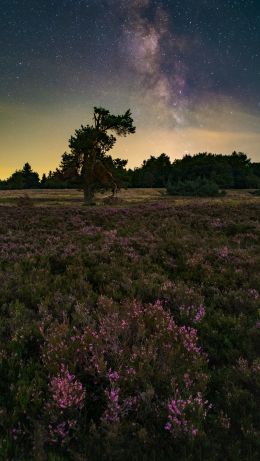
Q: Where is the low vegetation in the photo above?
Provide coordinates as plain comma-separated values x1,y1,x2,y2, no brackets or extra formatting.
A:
166,177,225,197
0,196,259,460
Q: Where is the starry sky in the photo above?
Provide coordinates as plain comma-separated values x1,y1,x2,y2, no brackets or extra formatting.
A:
1,0,260,178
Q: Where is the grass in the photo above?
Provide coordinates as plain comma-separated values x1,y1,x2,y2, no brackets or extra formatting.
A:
0,187,258,206
0,188,165,206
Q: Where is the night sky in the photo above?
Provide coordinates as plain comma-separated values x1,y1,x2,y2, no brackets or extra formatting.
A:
1,0,260,178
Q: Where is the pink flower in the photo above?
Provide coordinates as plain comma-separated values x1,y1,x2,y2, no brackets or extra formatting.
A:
102,387,121,424
49,364,85,410
218,246,229,258
107,369,120,382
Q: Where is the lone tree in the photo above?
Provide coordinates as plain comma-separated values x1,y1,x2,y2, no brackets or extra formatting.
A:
68,107,135,203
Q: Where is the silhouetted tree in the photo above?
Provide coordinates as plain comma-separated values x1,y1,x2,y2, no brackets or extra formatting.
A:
130,153,172,187
229,151,252,188
58,152,81,186
168,152,260,189
1,151,259,191
68,107,135,203
252,162,260,179
41,173,47,187
0,163,40,189
42,169,69,189
21,163,40,188
143,153,172,187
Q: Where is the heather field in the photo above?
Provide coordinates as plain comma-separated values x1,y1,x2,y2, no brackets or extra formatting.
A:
0,191,259,460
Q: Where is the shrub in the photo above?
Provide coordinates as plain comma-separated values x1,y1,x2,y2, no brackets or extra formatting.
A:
167,177,225,197
39,297,209,456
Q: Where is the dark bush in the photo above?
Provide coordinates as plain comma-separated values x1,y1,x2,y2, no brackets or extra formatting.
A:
167,177,225,197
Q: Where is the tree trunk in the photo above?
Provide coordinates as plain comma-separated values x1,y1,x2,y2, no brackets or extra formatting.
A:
83,183,95,205
82,152,96,205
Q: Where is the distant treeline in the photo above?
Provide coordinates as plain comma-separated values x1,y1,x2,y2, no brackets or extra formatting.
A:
1,152,260,190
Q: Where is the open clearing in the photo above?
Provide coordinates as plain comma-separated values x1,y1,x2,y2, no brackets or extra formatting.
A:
0,187,258,206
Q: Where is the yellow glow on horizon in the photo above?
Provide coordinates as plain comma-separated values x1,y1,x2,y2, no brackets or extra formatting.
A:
1,102,260,180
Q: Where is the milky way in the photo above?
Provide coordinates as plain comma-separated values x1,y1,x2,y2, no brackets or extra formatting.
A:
0,0,260,177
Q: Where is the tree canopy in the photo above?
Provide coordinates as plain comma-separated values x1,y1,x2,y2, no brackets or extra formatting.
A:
67,107,136,202
0,163,40,189
1,151,260,192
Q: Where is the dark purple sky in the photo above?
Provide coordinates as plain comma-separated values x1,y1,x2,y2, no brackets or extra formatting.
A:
1,0,260,177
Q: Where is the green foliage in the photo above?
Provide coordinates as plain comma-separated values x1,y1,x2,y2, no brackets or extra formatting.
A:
167,177,225,197
43,170,71,189
127,152,260,189
169,152,260,189
130,153,172,188
1,152,260,192
67,107,136,201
